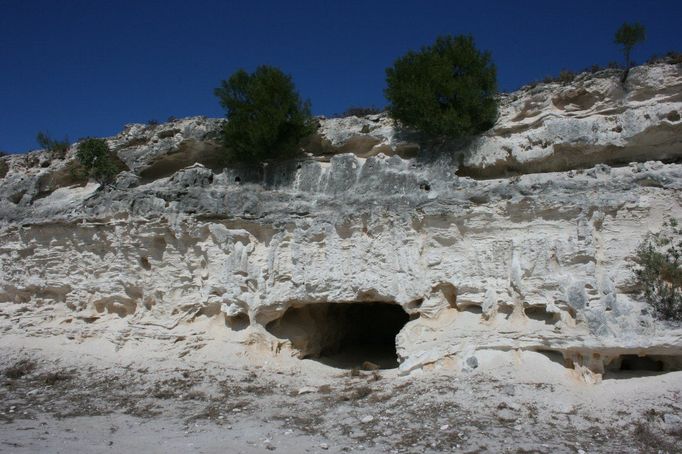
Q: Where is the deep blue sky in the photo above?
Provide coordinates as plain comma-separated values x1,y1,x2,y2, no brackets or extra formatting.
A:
1,0,681,153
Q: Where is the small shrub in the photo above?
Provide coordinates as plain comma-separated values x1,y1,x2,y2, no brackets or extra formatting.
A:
76,138,121,184
41,370,72,385
666,51,682,64
167,115,177,123
632,421,681,452
558,69,576,83
385,34,497,141
146,119,159,127
632,218,682,321
647,51,682,65
36,131,69,159
0,151,8,178
338,106,383,118
542,69,576,85
214,65,315,163
4,359,36,379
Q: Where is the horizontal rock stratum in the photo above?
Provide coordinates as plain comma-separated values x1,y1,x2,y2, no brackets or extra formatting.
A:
1,62,681,381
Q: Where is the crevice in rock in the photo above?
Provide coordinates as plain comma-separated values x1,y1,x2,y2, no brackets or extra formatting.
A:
457,124,682,180
8,190,26,204
536,349,572,369
497,305,514,320
524,306,558,325
139,256,152,270
265,302,409,370
137,141,224,183
93,298,137,318
226,313,250,331
459,304,483,315
195,302,221,318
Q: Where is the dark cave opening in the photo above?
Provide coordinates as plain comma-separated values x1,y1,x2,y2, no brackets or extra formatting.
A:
604,354,682,379
605,354,666,376
266,302,410,370
618,355,664,372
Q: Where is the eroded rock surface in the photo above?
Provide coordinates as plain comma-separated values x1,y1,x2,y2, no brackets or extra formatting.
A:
1,63,681,380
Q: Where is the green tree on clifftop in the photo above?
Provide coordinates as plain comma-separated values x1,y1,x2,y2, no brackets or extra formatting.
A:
76,138,121,184
384,34,498,142
615,22,646,70
214,66,315,163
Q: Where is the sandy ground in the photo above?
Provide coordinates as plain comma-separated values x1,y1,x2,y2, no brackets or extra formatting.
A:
0,327,681,454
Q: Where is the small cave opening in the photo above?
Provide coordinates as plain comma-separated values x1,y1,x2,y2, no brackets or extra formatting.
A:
524,306,558,325
604,354,682,379
266,302,410,370
619,355,663,371
226,313,250,331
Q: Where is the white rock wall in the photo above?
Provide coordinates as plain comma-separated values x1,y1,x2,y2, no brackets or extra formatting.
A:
1,63,682,378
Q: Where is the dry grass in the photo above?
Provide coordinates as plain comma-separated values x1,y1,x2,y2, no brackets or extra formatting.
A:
40,370,72,385
4,359,36,379
633,421,681,453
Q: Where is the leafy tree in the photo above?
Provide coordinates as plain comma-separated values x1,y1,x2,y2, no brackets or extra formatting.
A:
36,131,69,159
615,22,646,69
214,65,315,163
632,218,682,321
76,138,120,184
384,35,497,141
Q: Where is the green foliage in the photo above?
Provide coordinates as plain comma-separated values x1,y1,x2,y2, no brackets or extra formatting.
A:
76,138,120,184
337,106,383,118
0,151,8,178
542,69,577,85
632,218,682,321
384,35,497,140
36,131,69,159
615,22,646,68
647,51,682,65
214,65,315,163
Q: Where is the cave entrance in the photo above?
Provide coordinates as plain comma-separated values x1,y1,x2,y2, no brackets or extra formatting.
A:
266,302,410,370
604,354,682,379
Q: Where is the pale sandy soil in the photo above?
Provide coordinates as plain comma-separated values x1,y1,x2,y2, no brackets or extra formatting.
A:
1,330,681,454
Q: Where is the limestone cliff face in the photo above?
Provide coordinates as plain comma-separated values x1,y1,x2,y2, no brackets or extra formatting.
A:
1,63,681,378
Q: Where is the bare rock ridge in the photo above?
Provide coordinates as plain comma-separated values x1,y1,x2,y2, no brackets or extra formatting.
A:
1,62,681,380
